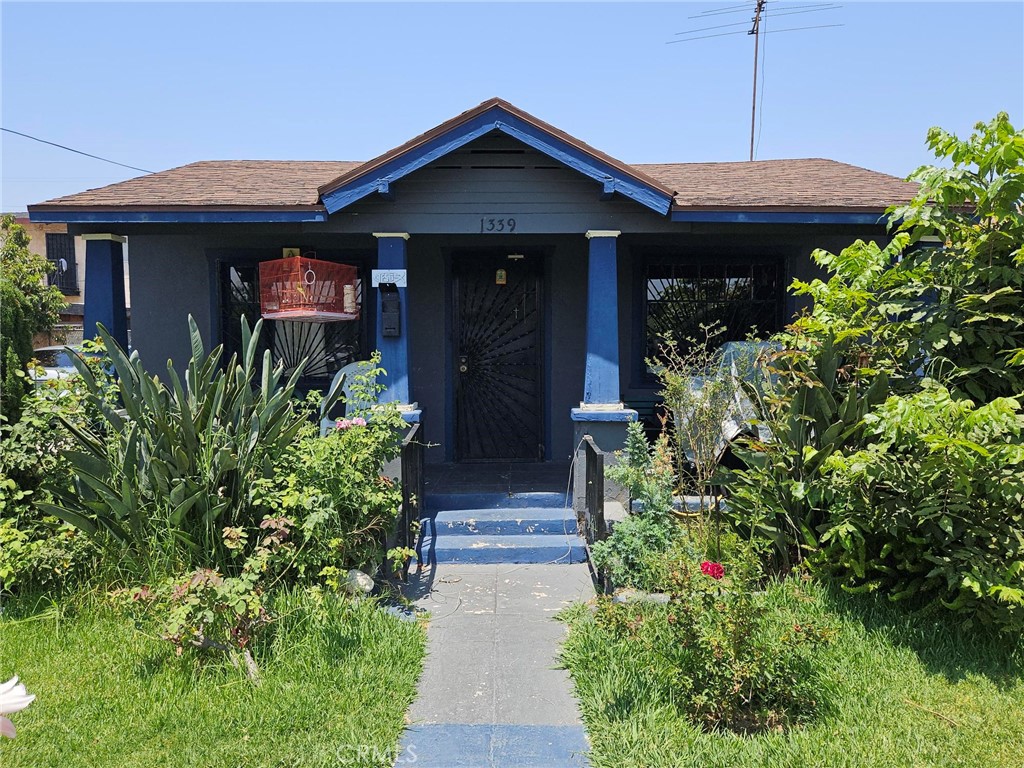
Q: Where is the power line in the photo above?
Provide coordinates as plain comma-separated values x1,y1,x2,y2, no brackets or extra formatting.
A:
673,5,841,40
688,1,839,20
666,22,842,44
0,127,154,174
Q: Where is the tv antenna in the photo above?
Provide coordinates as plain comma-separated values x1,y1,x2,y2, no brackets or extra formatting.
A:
667,2,843,161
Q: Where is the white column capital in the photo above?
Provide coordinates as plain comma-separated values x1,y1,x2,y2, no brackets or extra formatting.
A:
585,230,621,239
82,233,126,243
372,232,410,240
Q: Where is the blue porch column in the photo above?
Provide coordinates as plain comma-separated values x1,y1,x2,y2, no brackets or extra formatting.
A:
583,230,622,405
373,233,418,421
82,234,129,350
572,230,636,513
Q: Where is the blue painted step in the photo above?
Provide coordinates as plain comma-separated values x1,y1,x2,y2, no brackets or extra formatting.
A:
432,507,578,536
428,533,587,564
398,723,589,767
425,491,569,512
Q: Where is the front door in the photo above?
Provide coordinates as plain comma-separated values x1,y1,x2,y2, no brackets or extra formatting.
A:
453,253,543,461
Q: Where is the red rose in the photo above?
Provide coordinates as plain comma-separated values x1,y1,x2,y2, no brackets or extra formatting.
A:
700,561,725,580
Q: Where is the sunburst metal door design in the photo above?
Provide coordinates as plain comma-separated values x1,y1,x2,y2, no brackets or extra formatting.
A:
453,255,543,462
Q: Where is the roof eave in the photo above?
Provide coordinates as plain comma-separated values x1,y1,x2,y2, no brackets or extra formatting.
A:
27,205,329,224
669,207,893,225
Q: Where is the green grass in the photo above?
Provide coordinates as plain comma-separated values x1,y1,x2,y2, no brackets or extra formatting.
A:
561,579,1024,768
0,590,425,768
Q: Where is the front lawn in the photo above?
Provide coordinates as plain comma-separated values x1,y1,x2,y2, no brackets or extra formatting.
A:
0,590,425,768
562,579,1024,768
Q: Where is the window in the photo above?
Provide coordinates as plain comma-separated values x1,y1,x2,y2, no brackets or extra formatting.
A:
219,258,367,390
45,233,78,295
644,259,782,369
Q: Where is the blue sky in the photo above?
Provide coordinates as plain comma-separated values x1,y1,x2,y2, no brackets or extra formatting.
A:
2,1,1022,212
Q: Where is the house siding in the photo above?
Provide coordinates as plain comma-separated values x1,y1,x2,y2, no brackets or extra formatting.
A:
69,160,894,465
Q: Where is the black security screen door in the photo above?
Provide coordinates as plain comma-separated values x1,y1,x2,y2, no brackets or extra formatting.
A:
453,254,543,462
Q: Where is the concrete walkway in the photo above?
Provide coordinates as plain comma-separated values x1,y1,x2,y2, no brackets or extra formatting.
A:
398,563,595,767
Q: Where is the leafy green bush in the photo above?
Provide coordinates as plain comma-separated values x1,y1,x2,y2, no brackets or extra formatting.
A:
655,325,762,505
590,553,835,733
817,382,1024,630
0,351,112,594
0,214,67,422
44,317,343,579
256,354,407,578
117,516,299,682
726,337,888,567
594,422,680,589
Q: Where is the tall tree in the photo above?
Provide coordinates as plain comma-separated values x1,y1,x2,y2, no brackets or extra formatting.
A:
792,112,1024,402
0,215,66,421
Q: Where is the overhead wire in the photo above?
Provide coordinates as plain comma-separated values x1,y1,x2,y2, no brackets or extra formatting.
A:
0,127,154,174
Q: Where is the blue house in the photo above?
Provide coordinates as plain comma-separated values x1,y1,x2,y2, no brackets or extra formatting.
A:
28,98,916,466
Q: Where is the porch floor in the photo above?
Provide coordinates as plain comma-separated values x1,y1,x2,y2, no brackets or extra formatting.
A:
424,462,573,497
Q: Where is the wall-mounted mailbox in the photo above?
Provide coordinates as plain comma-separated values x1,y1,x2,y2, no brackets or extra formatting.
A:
380,282,401,338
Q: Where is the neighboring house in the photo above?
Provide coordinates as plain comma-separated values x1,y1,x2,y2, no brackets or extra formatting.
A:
27,98,916,465
11,216,131,348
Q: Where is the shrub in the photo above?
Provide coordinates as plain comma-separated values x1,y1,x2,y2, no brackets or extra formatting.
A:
0,215,66,422
120,517,298,682
817,382,1024,630
43,317,343,579
592,552,835,733
255,354,407,579
594,421,679,589
0,351,111,594
655,325,762,505
726,336,888,568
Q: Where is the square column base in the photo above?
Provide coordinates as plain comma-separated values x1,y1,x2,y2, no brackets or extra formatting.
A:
571,407,637,515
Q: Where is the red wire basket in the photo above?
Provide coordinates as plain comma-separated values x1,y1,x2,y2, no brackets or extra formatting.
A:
258,255,360,322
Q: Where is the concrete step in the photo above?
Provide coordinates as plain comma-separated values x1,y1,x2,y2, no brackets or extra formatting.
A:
425,491,569,512
427,533,587,564
430,507,578,536
630,495,728,513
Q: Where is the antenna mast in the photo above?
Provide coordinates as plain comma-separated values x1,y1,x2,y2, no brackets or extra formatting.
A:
749,0,766,161
667,2,843,162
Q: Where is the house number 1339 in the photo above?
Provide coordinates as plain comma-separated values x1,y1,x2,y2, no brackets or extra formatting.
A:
480,217,517,233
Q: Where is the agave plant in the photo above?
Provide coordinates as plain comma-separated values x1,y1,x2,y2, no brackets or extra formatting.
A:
40,316,343,573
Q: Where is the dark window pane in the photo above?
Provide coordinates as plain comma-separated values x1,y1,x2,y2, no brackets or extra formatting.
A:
220,259,365,389
645,259,781,370
45,233,78,294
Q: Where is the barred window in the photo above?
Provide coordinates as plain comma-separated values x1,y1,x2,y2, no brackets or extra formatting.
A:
645,260,782,367
45,233,78,295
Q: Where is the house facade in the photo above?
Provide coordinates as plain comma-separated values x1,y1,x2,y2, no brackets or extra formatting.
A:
28,98,916,464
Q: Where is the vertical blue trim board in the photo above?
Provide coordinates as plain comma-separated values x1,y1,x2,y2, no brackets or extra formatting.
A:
374,235,411,405
83,235,129,350
584,232,621,405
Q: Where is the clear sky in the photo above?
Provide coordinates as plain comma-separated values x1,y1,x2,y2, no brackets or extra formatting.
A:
2,1,1022,212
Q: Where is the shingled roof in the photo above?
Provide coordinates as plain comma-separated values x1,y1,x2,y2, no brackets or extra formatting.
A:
31,156,917,212
28,98,918,216
36,160,360,209
636,159,917,210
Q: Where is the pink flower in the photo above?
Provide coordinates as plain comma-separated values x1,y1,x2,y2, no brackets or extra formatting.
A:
0,676,35,739
700,561,725,580
351,417,367,427
335,419,353,430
